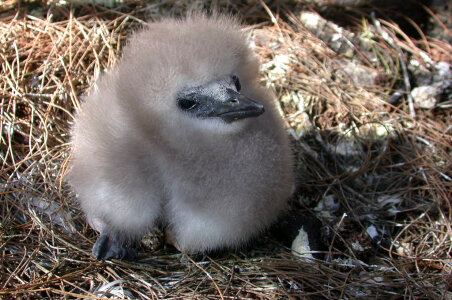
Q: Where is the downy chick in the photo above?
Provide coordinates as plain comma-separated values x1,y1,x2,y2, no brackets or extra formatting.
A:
68,14,294,260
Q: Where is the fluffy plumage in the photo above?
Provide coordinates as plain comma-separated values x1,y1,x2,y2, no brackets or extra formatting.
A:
68,14,294,260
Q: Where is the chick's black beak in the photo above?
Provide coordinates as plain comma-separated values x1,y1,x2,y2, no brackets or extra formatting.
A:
216,89,265,123
178,87,265,123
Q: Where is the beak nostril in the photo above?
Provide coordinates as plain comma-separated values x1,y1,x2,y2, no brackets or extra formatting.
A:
230,98,239,104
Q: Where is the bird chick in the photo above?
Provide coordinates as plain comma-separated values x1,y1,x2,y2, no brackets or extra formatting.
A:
68,14,294,260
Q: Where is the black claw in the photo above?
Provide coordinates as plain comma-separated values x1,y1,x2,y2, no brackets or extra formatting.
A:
92,234,137,260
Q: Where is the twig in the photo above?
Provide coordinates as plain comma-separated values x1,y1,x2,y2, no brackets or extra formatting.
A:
371,12,416,118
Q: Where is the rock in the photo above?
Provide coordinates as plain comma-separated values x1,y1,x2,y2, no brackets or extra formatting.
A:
434,62,452,91
411,85,439,109
334,60,379,86
409,61,451,109
299,11,357,54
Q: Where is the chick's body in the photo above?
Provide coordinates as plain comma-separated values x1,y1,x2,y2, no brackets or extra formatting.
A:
69,15,294,259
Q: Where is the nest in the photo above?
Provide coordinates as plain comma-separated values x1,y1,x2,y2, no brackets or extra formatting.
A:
1,1,451,298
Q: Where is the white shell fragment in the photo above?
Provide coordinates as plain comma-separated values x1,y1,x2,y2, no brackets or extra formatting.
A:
291,226,314,259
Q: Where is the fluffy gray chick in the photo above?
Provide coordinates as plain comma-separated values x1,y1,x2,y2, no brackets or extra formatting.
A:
68,15,294,260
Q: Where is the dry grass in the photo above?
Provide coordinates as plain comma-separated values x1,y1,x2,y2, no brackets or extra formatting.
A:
1,1,451,299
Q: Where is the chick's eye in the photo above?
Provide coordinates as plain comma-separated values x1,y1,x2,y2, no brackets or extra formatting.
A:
178,98,198,110
232,75,241,91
